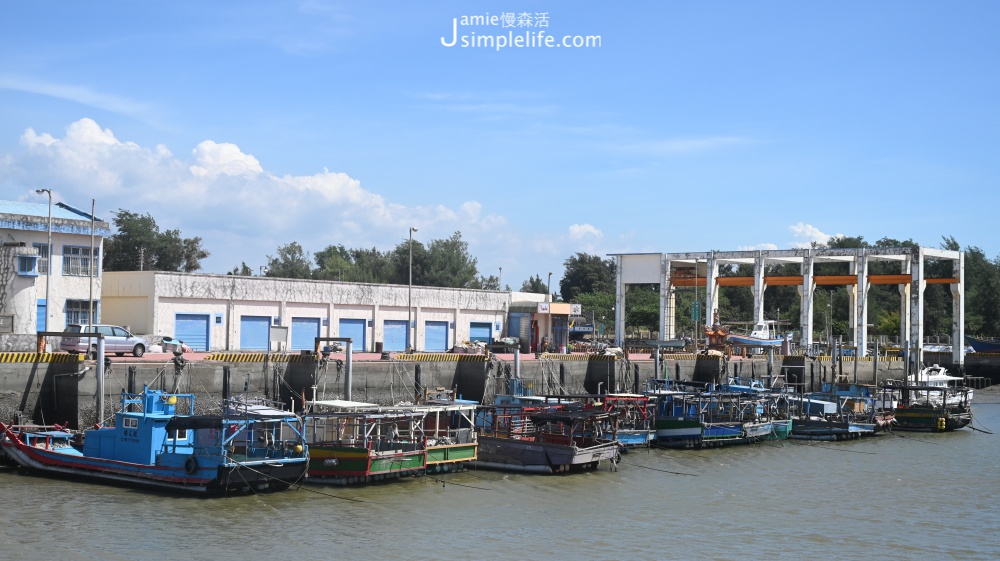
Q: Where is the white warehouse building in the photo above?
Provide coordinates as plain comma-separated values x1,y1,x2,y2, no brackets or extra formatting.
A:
101,271,515,353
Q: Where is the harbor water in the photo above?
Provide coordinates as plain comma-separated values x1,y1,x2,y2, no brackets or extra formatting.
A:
2,402,999,561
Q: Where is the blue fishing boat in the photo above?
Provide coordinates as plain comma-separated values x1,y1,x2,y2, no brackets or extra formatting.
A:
653,388,790,449
0,386,308,495
966,335,1000,353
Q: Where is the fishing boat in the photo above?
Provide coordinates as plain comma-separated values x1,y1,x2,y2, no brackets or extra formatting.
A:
0,386,309,495
304,399,427,485
966,335,1000,353
726,320,785,348
385,386,479,473
886,384,973,431
788,381,892,440
879,365,974,431
909,364,974,406
543,393,655,449
653,389,790,449
473,406,620,474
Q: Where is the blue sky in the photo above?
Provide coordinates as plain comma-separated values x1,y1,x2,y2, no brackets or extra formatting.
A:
2,1,998,287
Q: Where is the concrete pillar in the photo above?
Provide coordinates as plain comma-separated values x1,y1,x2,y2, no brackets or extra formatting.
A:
660,255,673,340
614,255,626,347
799,250,815,351
753,251,766,323
706,253,720,335
909,249,926,370
899,254,911,346
952,252,965,366
854,249,870,358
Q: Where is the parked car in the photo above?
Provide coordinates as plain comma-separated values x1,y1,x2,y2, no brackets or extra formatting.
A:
60,324,147,358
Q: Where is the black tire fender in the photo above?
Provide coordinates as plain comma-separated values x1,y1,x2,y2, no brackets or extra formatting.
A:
184,455,199,475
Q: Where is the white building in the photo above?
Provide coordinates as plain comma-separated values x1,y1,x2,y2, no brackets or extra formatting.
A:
0,200,108,334
101,271,513,353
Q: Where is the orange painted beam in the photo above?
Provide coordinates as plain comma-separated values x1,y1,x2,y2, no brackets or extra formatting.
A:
926,277,959,285
814,275,858,286
715,277,752,287
869,274,911,285
670,274,958,288
671,278,707,287
764,276,803,286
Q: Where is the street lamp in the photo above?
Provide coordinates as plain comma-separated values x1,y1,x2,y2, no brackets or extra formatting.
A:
408,227,418,352
35,189,52,333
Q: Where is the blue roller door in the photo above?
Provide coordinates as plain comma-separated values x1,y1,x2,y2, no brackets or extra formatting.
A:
383,320,408,351
240,316,271,351
176,314,210,351
339,318,366,352
37,300,46,331
291,317,321,351
470,322,492,344
425,321,449,352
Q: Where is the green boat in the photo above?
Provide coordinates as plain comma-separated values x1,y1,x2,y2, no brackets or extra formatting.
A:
304,399,426,485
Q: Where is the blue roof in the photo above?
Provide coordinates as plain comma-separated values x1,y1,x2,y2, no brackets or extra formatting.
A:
0,200,103,221
0,199,111,237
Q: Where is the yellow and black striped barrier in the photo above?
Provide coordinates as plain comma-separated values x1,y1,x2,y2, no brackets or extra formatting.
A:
393,353,489,362
204,353,318,363
540,353,594,361
0,352,84,363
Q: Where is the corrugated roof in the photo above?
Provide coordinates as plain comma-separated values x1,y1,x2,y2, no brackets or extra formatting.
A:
0,200,95,221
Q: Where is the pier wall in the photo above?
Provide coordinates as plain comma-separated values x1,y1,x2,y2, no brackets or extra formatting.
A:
0,353,995,429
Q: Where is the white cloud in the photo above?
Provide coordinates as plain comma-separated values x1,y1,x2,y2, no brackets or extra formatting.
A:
5,118,517,275
788,222,841,248
190,141,263,178
568,223,602,240
737,243,779,251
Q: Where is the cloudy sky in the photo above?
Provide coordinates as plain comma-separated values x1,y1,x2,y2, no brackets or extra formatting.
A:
2,1,997,287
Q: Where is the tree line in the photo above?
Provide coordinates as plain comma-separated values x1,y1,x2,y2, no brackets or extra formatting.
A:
101,210,1000,338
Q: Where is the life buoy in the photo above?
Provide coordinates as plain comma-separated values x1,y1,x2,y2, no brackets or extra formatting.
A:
184,455,199,475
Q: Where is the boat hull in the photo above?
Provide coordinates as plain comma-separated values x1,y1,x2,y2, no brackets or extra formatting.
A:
306,444,426,485
473,435,619,473
893,406,972,432
790,418,876,441
425,442,478,468
0,437,306,494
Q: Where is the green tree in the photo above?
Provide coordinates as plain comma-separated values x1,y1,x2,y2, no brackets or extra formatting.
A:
521,274,548,294
265,242,312,279
560,253,615,302
103,210,209,272
313,244,354,281
383,231,480,288
228,262,253,276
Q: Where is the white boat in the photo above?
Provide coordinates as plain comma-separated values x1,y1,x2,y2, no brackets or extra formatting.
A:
726,320,785,347
908,364,973,406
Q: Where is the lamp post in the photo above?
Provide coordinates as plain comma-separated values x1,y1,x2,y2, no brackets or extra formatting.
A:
35,189,52,333
408,227,418,352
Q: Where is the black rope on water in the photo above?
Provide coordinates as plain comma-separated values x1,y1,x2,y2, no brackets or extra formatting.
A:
890,432,939,444
803,443,878,455
617,460,698,476
429,476,491,490
236,462,366,502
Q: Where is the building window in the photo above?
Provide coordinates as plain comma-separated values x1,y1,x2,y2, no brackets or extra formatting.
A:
33,243,49,274
17,255,38,276
65,299,97,325
62,246,100,277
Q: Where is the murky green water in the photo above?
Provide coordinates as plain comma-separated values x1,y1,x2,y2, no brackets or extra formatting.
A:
2,404,998,561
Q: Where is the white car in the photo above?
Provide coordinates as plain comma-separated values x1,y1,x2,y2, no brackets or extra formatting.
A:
60,324,147,358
